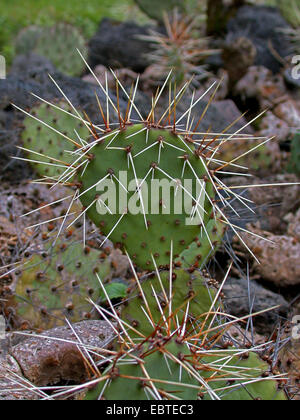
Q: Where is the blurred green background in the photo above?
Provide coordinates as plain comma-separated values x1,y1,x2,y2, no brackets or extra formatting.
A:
0,0,293,69
0,0,149,67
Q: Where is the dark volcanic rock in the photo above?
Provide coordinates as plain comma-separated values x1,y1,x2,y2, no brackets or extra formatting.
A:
223,277,289,335
10,53,56,84
88,18,153,73
227,6,293,74
0,129,33,182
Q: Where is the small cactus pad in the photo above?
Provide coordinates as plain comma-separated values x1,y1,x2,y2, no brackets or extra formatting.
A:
214,138,273,173
22,101,90,178
3,238,127,331
79,124,215,270
176,219,226,268
202,351,286,401
288,131,300,175
15,23,88,77
121,268,216,337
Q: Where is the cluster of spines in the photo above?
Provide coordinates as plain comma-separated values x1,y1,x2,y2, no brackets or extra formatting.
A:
9,58,291,273
81,256,287,401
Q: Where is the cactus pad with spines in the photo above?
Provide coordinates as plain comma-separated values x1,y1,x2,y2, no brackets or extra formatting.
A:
86,336,286,400
86,338,199,400
15,26,43,56
22,101,90,178
79,124,215,270
15,23,88,77
206,351,286,401
3,238,127,331
213,137,274,173
121,268,217,337
85,261,286,401
177,219,226,268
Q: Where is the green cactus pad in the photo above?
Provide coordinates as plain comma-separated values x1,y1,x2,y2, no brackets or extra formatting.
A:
15,23,88,77
15,25,43,56
202,351,286,401
3,238,126,331
86,338,199,400
215,138,273,173
22,101,90,179
79,124,215,270
288,131,300,175
177,219,226,268
121,268,216,337
86,342,286,400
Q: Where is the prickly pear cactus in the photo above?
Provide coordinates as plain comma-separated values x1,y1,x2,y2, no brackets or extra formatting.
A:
208,351,286,401
86,335,286,400
141,10,211,87
15,23,88,77
121,268,217,337
85,258,286,401
79,124,214,270
214,137,273,173
288,131,300,175
22,101,90,178
15,25,43,56
17,72,270,276
176,219,226,268
86,338,199,400
2,238,127,331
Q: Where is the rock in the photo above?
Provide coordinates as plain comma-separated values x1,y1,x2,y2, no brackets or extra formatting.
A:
0,354,38,400
285,209,300,241
0,129,32,183
243,174,300,234
274,100,300,127
234,66,286,110
194,69,229,102
222,36,257,87
204,50,224,71
234,225,300,287
0,70,130,126
177,98,254,134
82,64,138,90
227,5,293,74
223,277,289,335
247,174,300,217
88,19,153,73
10,320,115,386
10,53,56,85
208,174,299,239
259,111,290,143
